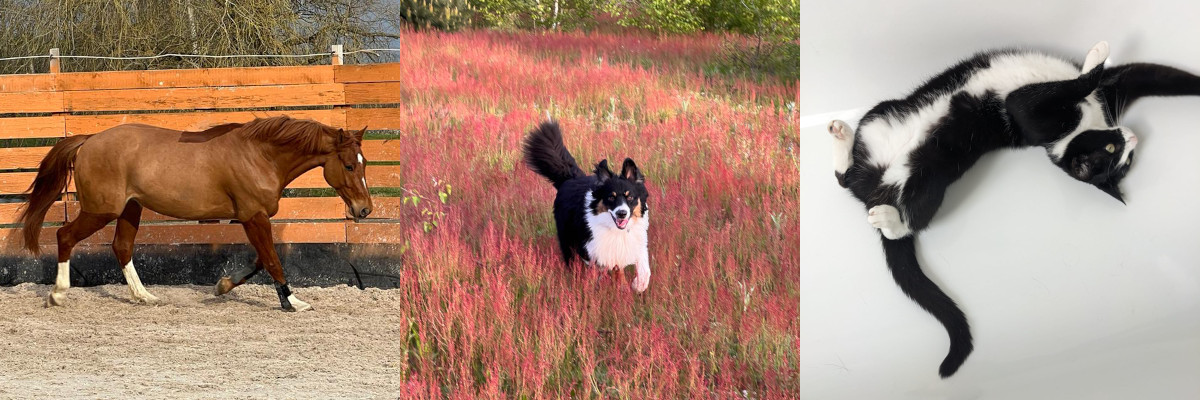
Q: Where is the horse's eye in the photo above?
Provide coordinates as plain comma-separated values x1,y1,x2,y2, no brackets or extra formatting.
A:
1105,144,1116,153
345,165,354,171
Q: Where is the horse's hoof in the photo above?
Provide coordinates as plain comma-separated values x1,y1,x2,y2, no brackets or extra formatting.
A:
46,292,66,307
214,277,234,296
132,293,160,304
282,295,313,312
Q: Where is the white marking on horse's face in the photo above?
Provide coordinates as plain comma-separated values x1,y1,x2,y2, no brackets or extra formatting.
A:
357,153,364,165
361,177,367,188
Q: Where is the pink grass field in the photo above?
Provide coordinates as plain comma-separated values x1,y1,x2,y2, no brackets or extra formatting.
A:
365,31,798,398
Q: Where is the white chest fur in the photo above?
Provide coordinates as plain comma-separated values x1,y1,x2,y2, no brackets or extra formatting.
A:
583,193,650,269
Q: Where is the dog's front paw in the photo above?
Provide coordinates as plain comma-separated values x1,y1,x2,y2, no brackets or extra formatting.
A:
632,272,650,293
867,205,910,239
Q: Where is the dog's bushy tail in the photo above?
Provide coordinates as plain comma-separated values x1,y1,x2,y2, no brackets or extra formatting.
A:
522,121,585,189
17,135,91,254
881,235,973,378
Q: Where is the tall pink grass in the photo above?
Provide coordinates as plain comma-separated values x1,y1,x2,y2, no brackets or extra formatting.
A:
375,30,797,398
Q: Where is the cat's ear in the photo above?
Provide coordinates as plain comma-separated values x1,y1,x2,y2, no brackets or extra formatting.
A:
1097,180,1125,204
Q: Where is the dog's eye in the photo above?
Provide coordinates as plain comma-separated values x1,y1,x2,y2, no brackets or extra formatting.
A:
345,165,354,171
1105,144,1115,153
626,195,633,201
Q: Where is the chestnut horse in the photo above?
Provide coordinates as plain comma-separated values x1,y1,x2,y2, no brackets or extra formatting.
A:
16,116,373,312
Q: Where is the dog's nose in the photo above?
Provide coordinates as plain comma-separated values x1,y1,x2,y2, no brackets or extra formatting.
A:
359,208,371,219
615,210,628,219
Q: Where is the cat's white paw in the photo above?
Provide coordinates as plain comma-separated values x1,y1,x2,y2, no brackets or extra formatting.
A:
830,120,855,173
867,205,911,239
1082,41,1109,73
828,120,853,141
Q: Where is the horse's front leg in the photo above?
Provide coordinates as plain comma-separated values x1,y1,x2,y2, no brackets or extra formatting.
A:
240,213,311,312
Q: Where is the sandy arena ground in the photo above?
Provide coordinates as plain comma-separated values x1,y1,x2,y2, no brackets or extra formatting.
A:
0,283,404,399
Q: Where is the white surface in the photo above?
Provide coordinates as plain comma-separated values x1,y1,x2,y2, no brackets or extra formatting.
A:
799,1,1200,399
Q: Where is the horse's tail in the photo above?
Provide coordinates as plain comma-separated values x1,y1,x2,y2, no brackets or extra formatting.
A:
522,120,585,189
881,234,973,378
17,135,91,254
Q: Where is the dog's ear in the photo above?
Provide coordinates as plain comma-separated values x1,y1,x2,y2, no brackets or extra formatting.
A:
620,158,643,184
595,159,613,183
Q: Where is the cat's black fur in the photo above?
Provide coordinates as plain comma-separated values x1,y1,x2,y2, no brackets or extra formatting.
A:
829,43,1200,378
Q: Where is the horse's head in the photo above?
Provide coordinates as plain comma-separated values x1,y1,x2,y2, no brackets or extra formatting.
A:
323,127,373,221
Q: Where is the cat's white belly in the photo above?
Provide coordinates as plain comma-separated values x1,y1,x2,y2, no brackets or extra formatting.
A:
859,53,1085,187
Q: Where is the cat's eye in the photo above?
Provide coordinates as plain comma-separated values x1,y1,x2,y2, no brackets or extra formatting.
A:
1105,144,1116,153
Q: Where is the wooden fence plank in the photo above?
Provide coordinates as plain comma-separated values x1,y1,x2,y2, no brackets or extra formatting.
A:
360,139,405,161
0,116,65,139
335,64,406,84
65,109,344,136
65,83,345,112
347,108,409,130
80,222,348,245
0,73,58,93
0,91,64,113
346,222,409,243
344,82,407,104
4,166,406,196
289,165,406,189
56,65,335,91
62,197,405,223
0,202,66,224
0,172,36,195
0,147,50,170
1,221,350,252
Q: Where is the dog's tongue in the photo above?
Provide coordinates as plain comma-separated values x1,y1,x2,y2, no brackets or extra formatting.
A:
616,218,629,229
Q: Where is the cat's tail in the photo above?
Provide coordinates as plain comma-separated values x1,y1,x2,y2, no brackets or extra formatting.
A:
881,234,973,378
1101,63,1200,121
522,120,585,189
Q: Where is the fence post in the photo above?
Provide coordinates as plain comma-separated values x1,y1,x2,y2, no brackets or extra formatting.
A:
331,44,343,66
49,48,61,74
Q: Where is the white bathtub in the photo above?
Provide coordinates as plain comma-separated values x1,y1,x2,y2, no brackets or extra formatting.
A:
799,1,1200,398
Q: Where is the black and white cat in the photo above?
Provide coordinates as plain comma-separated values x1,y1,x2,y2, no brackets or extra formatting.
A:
828,41,1200,378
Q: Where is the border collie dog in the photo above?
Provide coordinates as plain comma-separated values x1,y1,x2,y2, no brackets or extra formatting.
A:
522,121,652,292
829,41,1200,378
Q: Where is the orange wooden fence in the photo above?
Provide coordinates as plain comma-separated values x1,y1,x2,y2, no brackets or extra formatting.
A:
0,63,420,254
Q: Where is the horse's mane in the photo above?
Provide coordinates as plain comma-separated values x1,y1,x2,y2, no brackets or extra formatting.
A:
184,116,339,153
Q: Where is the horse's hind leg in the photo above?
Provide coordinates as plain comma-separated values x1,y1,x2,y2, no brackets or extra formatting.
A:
113,201,157,304
240,213,311,312
829,120,855,187
214,260,262,296
48,212,116,306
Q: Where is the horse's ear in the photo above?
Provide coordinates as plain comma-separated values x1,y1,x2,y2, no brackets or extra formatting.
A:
335,129,347,145
355,126,367,142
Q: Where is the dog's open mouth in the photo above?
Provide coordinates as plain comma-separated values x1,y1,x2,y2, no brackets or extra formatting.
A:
612,215,630,230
